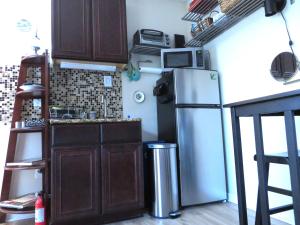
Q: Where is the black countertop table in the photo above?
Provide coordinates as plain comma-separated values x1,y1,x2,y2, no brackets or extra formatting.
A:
224,89,300,225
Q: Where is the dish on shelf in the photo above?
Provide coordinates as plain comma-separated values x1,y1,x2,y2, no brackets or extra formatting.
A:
6,158,45,167
0,193,36,209
19,83,44,91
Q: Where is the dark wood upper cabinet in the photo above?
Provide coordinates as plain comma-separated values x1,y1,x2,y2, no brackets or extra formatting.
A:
51,147,100,225
101,143,144,216
52,0,128,63
52,0,92,60
92,0,128,63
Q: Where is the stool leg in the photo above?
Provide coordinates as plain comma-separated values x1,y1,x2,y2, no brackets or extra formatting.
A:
254,115,271,225
284,111,300,225
255,163,270,225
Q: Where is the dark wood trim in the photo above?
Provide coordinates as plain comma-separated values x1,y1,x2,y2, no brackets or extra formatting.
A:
0,207,34,215
10,127,45,133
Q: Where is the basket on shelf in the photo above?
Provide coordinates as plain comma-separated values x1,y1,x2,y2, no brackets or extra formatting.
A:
189,0,218,14
218,0,241,13
191,9,219,37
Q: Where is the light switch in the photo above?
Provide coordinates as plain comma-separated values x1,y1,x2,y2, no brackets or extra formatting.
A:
104,75,113,88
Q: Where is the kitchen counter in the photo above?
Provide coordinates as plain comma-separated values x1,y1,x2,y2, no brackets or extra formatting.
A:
49,118,141,124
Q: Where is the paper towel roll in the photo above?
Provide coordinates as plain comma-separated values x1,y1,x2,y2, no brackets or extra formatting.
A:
139,67,162,74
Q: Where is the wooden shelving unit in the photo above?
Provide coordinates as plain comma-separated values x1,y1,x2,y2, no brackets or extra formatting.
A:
0,207,35,215
4,160,46,171
21,55,46,65
10,127,45,133
0,51,49,222
15,89,45,99
0,218,34,225
183,0,264,47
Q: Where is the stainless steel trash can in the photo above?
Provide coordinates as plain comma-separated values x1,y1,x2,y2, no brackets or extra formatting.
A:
147,143,180,218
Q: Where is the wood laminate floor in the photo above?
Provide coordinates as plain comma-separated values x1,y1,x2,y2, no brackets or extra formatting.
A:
109,203,290,225
0,203,290,225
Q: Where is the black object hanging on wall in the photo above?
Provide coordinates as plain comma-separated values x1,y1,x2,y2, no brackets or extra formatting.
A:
264,0,287,17
271,52,297,81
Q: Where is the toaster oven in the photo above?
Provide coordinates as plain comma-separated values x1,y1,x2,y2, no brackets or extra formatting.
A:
133,29,171,48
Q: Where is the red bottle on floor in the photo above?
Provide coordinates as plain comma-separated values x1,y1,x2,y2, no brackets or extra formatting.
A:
35,194,45,225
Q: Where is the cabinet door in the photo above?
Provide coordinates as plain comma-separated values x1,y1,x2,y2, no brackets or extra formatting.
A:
52,0,92,60
92,0,128,63
101,143,144,215
51,147,99,225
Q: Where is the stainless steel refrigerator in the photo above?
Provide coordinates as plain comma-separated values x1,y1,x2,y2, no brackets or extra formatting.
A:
155,68,227,207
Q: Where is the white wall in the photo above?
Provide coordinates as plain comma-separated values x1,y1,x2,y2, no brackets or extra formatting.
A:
0,0,51,65
206,2,300,224
123,0,189,141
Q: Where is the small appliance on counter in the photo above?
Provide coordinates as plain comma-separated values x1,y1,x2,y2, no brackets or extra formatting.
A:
174,34,185,48
133,29,171,48
161,47,211,70
49,107,81,119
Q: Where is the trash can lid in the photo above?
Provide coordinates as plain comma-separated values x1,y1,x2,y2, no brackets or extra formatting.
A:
147,143,177,149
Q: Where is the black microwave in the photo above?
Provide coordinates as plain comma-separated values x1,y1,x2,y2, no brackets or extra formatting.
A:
161,47,210,70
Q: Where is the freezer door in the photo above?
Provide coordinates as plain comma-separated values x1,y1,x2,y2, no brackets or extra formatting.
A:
174,69,220,105
176,108,226,206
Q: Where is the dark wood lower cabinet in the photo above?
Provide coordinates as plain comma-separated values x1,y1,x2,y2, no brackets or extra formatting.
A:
51,147,100,225
101,143,144,220
50,122,144,225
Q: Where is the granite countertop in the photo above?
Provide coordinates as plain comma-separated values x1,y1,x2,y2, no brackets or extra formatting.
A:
49,118,141,124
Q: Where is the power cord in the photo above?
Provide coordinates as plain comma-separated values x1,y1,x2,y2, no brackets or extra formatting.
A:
280,11,300,70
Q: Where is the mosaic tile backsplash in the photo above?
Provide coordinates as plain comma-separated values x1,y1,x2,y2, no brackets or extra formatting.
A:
0,64,123,125
0,65,19,123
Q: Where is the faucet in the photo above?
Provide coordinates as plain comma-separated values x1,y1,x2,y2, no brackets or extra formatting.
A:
101,95,107,118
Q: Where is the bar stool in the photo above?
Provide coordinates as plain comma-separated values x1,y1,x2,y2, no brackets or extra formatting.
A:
254,151,300,225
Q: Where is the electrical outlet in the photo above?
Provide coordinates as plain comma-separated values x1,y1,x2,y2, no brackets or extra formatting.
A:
104,75,112,88
33,99,41,108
